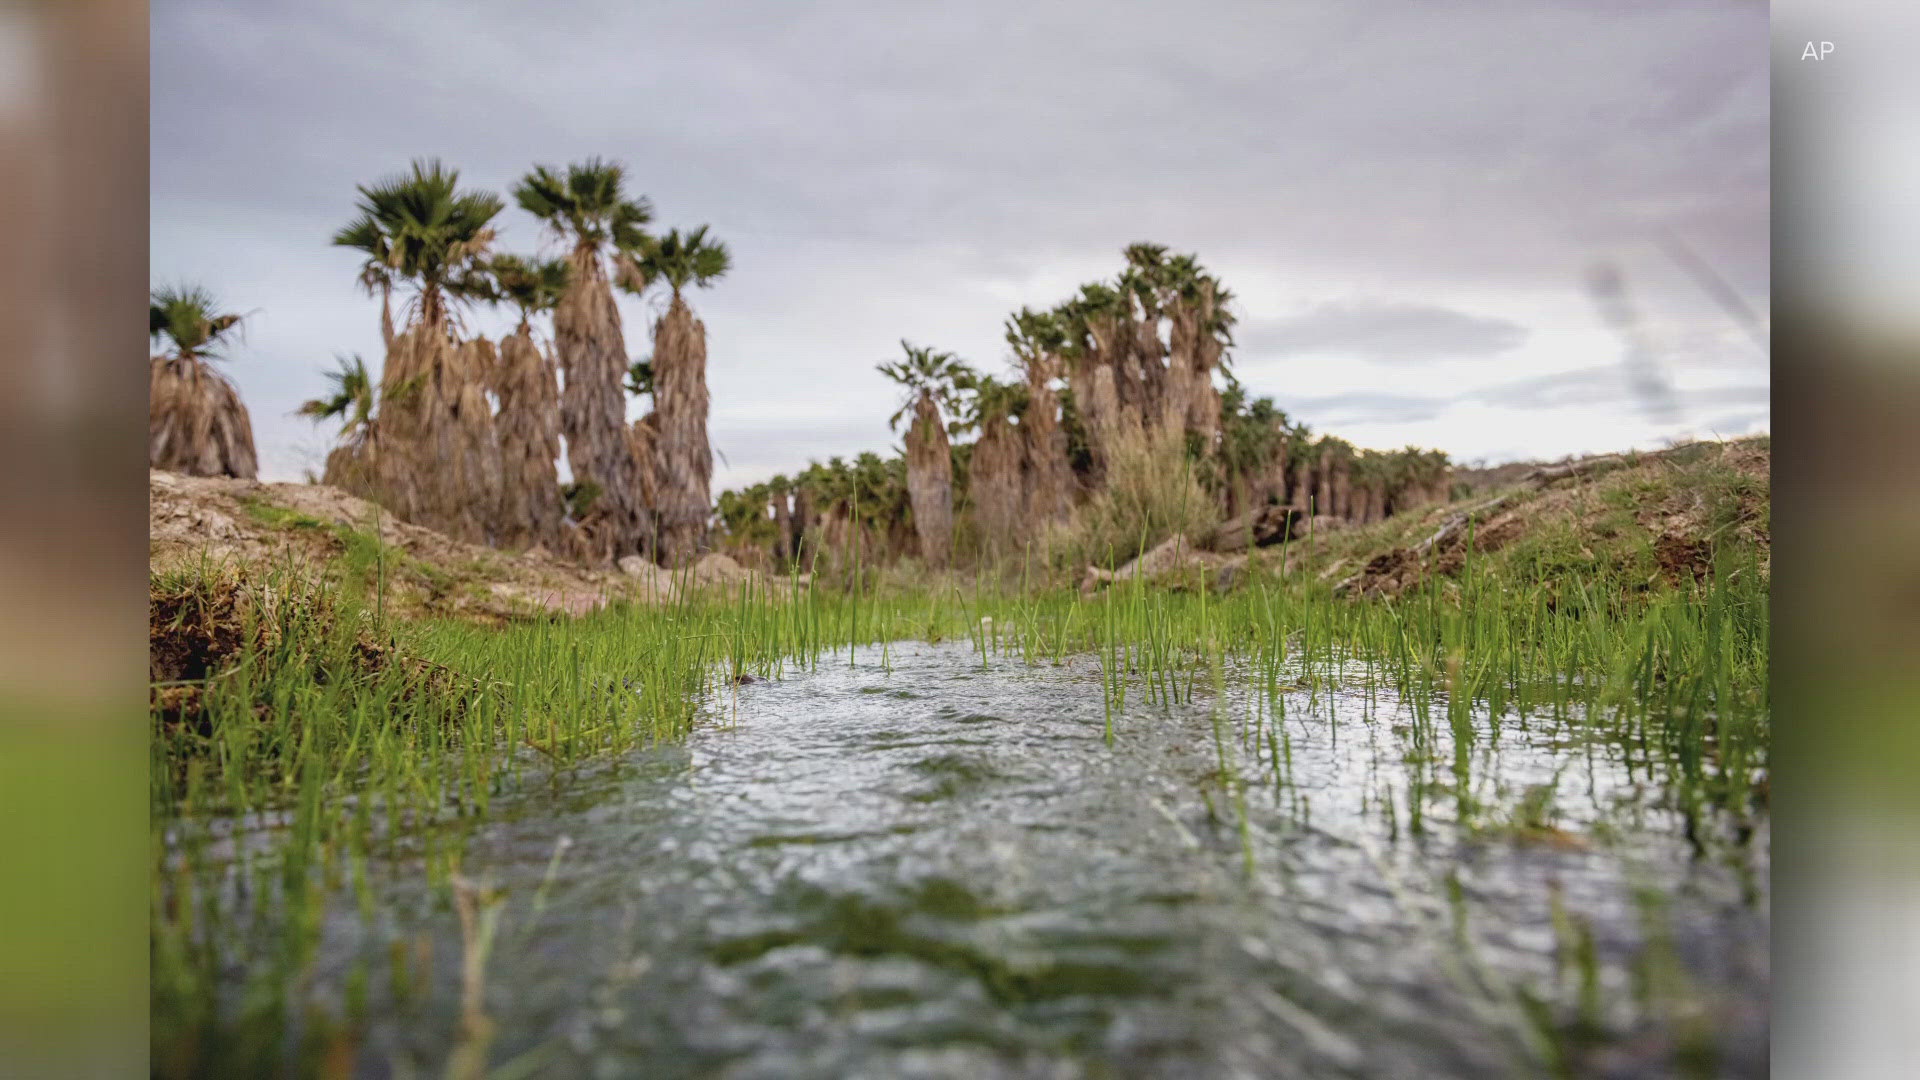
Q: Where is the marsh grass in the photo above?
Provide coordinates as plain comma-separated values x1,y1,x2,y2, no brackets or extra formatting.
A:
151,450,1767,1076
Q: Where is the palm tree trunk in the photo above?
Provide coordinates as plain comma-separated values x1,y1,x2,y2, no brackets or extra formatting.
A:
492,326,565,550
1162,305,1198,444
1185,281,1224,453
1132,313,1167,442
770,488,793,566
1264,440,1290,508
149,356,259,479
370,325,500,544
905,391,953,567
969,413,1023,558
554,244,651,562
651,293,714,566
1079,361,1123,482
1021,361,1073,523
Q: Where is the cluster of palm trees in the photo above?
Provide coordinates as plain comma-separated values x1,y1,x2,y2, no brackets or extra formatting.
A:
715,453,917,571
307,158,729,565
151,219,1454,577
1214,376,1455,525
712,244,1454,571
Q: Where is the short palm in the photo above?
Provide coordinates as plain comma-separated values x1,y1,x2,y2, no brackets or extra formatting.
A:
150,285,243,362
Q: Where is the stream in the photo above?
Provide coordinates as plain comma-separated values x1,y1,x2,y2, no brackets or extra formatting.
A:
296,640,1767,1078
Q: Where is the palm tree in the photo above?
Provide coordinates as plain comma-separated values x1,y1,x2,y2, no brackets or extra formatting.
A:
1217,374,1293,517
1054,285,1132,479
878,341,969,567
333,159,503,543
766,472,795,566
486,254,572,550
955,371,1030,558
628,225,731,565
149,284,258,478
296,352,378,495
1005,307,1073,523
1122,243,1174,437
514,158,656,561
1161,254,1235,454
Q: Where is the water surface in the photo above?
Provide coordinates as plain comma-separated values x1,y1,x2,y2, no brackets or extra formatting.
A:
313,641,1768,1078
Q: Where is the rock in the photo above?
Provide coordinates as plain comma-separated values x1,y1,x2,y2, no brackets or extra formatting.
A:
488,581,607,617
1081,536,1249,594
617,554,654,576
692,552,752,585
1205,504,1306,553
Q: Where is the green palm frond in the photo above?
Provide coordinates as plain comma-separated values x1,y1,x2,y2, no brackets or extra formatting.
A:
629,224,731,298
333,159,502,324
296,353,375,433
955,370,1030,430
150,284,245,361
486,253,573,321
513,158,655,252
1123,242,1170,272
877,340,972,431
625,357,655,398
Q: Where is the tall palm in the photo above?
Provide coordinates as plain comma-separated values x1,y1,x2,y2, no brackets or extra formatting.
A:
1150,252,1236,453
514,158,656,560
628,225,731,564
332,159,504,542
1005,307,1073,522
878,341,969,567
149,284,258,478
1121,242,1175,433
1054,284,1131,478
766,473,795,566
486,254,573,550
956,371,1030,557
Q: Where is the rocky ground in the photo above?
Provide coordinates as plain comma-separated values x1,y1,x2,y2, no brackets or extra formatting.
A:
149,471,785,622
152,436,1768,621
1079,437,1770,599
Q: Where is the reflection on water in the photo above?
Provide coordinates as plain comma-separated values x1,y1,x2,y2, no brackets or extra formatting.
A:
310,641,1767,1078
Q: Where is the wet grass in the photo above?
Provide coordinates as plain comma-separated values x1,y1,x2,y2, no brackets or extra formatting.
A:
151,465,1767,1076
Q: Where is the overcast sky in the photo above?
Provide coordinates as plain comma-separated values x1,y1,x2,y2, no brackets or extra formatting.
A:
151,0,1769,488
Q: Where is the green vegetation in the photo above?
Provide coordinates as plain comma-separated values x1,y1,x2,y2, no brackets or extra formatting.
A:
152,439,1767,1076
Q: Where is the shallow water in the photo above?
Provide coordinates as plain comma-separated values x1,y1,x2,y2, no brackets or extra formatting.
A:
299,641,1766,1078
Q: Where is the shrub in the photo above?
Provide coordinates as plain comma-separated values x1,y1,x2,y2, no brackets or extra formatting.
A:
1044,433,1216,570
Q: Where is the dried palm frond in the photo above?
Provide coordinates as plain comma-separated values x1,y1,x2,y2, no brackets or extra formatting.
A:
150,355,258,479
650,297,713,565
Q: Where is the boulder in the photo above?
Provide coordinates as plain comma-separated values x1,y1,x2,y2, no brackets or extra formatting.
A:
1205,504,1306,553
1080,535,1248,594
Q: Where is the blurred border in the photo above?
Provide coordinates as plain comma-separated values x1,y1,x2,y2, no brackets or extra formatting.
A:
6,1,1920,1075
1773,3,1920,1077
0,1,148,1075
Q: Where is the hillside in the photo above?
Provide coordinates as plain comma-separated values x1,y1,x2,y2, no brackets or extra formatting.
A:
149,471,776,622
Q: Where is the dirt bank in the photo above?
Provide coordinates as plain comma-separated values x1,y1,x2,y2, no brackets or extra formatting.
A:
150,471,783,622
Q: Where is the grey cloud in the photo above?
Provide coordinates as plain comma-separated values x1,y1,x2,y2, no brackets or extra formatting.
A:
1239,301,1530,362
1474,367,1625,409
152,0,1768,482
1470,366,1769,414
1285,392,1452,426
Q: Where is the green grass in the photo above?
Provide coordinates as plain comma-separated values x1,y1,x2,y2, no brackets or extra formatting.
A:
152,450,1769,1077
